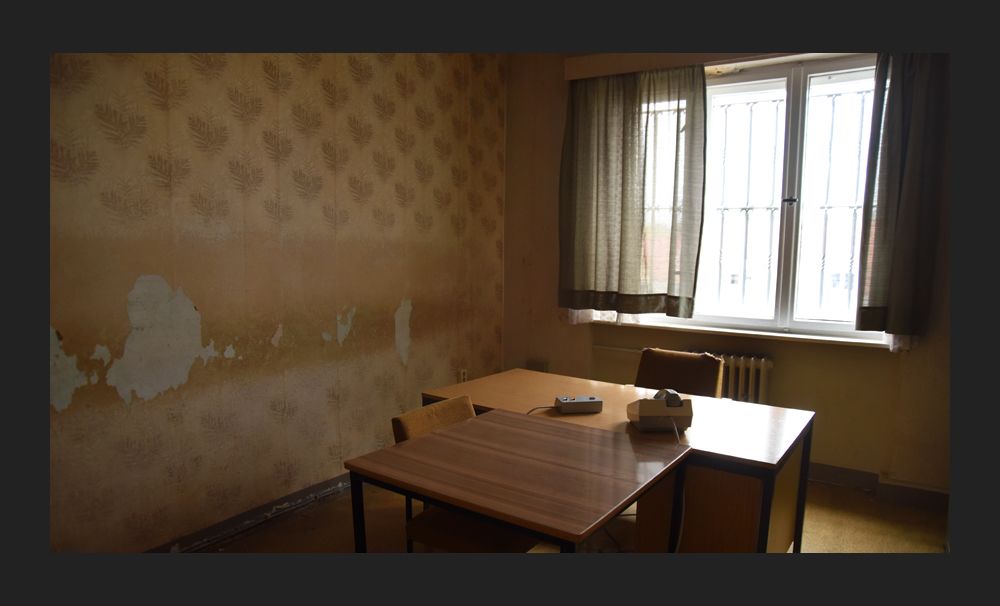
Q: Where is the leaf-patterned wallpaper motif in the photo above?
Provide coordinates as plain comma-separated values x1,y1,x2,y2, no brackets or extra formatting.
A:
50,53,506,552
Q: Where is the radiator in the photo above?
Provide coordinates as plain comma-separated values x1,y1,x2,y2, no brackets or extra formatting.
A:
591,345,774,404
717,354,774,404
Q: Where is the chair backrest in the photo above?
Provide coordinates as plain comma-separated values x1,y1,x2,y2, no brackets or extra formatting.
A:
391,395,476,444
633,348,724,398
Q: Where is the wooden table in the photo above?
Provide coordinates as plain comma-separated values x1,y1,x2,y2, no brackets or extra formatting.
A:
422,368,815,553
344,408,690,552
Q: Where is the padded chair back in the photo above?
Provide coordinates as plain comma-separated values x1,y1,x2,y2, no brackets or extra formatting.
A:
391,395,476,444
633,348,724,397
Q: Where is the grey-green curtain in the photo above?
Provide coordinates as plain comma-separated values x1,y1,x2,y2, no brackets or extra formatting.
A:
559,66,706,317
856,53,950,335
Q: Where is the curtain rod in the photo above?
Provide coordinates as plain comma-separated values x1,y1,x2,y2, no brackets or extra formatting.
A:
564,53,862,81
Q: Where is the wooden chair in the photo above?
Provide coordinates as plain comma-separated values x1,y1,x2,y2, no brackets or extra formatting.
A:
633,348,725,398
390,395,555,553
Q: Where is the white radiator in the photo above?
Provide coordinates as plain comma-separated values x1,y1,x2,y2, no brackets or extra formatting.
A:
591,345,775,404
717,354,774,404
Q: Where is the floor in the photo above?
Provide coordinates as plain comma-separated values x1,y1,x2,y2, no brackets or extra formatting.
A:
209,479,948,553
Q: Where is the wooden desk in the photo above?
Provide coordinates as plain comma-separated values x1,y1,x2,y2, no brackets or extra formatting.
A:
344,409,690,552
422,368,815,553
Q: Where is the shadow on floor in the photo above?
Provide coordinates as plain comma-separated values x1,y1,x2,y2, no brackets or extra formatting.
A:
208,480,947,553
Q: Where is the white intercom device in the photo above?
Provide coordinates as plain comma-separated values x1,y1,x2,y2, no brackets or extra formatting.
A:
626,388,693,432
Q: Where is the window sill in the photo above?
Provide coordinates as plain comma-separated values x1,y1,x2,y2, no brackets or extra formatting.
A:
591,319,890,349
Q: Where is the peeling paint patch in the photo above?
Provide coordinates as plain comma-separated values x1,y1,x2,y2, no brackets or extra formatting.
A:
91,344,111,366
50,326,87,411
106,275,214,405
223,344,236,359
394,298,412,366
199,340,219,365
271,323,283,347
336,307,356,346
321,332,332,343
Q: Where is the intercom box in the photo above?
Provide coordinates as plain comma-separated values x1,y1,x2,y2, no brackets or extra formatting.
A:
554,395,603,414
626,397,693,432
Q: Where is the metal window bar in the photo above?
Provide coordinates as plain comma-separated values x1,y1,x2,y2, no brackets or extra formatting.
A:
740,102,757,305
716,105,729,302
846,90,872,307
767,100,781,298
817,93,840,309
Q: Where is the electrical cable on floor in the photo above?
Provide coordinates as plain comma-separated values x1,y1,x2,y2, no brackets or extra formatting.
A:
525,405,556,415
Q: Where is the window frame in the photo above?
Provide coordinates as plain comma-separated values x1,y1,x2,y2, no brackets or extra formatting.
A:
625,53,886,345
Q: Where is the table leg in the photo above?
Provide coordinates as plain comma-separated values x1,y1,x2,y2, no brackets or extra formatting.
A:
668,463,686,552
756,474,775,553
792,421,813,553
350,471,367,553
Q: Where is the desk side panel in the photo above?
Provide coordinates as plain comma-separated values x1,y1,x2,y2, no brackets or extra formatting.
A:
766,439,803,553
678,464,761,553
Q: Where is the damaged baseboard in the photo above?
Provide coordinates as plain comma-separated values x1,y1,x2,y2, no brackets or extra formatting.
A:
147,473,351,553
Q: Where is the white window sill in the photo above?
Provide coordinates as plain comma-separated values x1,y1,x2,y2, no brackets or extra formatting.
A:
591,319,890,349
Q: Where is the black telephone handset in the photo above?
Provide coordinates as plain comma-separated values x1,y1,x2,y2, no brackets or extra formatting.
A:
653,388,683,407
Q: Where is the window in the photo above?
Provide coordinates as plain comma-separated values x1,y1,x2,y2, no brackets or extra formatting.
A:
628,54,885,343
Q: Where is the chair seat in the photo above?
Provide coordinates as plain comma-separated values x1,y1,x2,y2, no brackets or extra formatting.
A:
406,506,548,553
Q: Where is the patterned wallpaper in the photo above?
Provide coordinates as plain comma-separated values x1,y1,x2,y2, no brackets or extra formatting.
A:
49,53,506,551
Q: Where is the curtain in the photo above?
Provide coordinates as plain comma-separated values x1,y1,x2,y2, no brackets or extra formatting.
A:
856,53,950,338
559,65,706,318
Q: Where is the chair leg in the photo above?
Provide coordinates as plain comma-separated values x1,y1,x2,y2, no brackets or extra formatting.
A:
405,496,413,553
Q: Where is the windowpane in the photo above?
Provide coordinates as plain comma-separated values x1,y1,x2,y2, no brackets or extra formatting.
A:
794,68,875,323
695,79,785,319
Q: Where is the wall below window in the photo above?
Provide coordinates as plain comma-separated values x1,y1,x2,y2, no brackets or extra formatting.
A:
504,53,949,494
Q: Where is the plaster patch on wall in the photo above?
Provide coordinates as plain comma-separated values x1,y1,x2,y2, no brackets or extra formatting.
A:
271,324,283,347
199,340,219,365
336,307,356,346
50,326,87,411
91,344,111,366
105,275,214,405
224,344,236,359
394,298,412,366
321,332,333,343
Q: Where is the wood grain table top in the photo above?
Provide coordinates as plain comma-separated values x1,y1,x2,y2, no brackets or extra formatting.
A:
422,368,815,470
344,408,689,544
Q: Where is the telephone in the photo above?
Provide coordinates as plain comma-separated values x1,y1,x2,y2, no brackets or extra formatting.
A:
626,388,694,432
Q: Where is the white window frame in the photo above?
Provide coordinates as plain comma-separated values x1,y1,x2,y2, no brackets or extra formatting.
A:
624,53,887,345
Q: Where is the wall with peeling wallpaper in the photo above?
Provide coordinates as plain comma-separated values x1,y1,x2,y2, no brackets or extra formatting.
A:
50,52,506,551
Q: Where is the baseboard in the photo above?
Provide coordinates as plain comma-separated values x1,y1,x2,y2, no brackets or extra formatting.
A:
876,482,950,512
808,462,949,512
809,462,879,494
147,473,351,553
